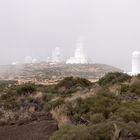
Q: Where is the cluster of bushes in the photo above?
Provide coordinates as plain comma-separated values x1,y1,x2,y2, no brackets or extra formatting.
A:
49,74,140,139
50,121,140,140
0,83,37,99
36,84,57,94
16,84,37,96
56,77,92,94
0,74,140,139
44,98,65,111
50,92,140,139
0,77,92,103
61,91,120,124
0,78,72,112
50,123,114,140
116,101,140,122
121,80,140,96
0,80,17,93
0,83,41,112
98,72,131,86
60,89,140,124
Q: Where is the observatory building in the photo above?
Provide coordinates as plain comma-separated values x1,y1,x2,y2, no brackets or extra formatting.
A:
51,47,62,64
132,51,140,75
24,56,38,64
66,40,88,64
24,56,33,64
127,51,140,75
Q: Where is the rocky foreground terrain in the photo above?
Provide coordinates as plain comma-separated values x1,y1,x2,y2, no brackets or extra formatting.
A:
0,64,140,140
0,114,58,140
0,72,140,140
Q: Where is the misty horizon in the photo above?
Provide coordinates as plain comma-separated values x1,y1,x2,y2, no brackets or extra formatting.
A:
0,0,140,71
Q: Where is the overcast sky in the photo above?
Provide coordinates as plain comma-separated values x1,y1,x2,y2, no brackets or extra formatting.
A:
0,0,140,71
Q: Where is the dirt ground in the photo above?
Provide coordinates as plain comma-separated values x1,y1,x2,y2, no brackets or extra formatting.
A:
0,120,58,140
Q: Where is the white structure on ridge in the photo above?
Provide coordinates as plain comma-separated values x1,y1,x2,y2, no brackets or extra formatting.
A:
32,58,38,64
24,56,33,64
24,56,38,64
66,40,88,64
51,47,62,64
132,51,140,75
11,61,19,65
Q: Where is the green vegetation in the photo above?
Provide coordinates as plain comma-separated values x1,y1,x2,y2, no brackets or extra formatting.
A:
0,73,140,139
57,77,92,88
56,77,92,94
45,98,65,111
50,122,140,140
98,72,131,86
116,102,140,123
63,92,120,124
121,79,140,96
50,123,114,140
0,80,17,92
49,73,140,140
16,84,37,96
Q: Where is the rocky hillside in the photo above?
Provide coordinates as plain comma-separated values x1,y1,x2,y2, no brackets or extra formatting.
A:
0,63,121,81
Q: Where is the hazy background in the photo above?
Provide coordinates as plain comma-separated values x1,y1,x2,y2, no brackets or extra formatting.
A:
0,0,140,71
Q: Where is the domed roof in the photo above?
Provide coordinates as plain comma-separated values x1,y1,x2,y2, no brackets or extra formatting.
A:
132,51,140,56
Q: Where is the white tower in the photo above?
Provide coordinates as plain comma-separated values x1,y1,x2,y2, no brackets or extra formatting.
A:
51,47,62,63
66,39,88,64
132,51,140,75
75,41,84,58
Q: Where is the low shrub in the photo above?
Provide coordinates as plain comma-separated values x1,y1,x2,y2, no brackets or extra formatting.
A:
16,84,36,96
56,77,92,94
116,102,140,123
120,80,140,96
45,98,65,111
120,84,130,93
130,81,140,95
126,122,140,137
63,92,120,124
42,93,53,102
99,72,131,86
50,123,114,140
37,85,56,94
89,113,105,124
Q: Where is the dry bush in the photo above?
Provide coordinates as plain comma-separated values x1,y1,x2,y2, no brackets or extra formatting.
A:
109,84,121,96
51,107,71,127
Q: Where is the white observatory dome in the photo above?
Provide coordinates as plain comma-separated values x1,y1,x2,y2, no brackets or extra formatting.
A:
132,51,140,56
24,56,33,64
132,51,140,74
32,58,38,64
